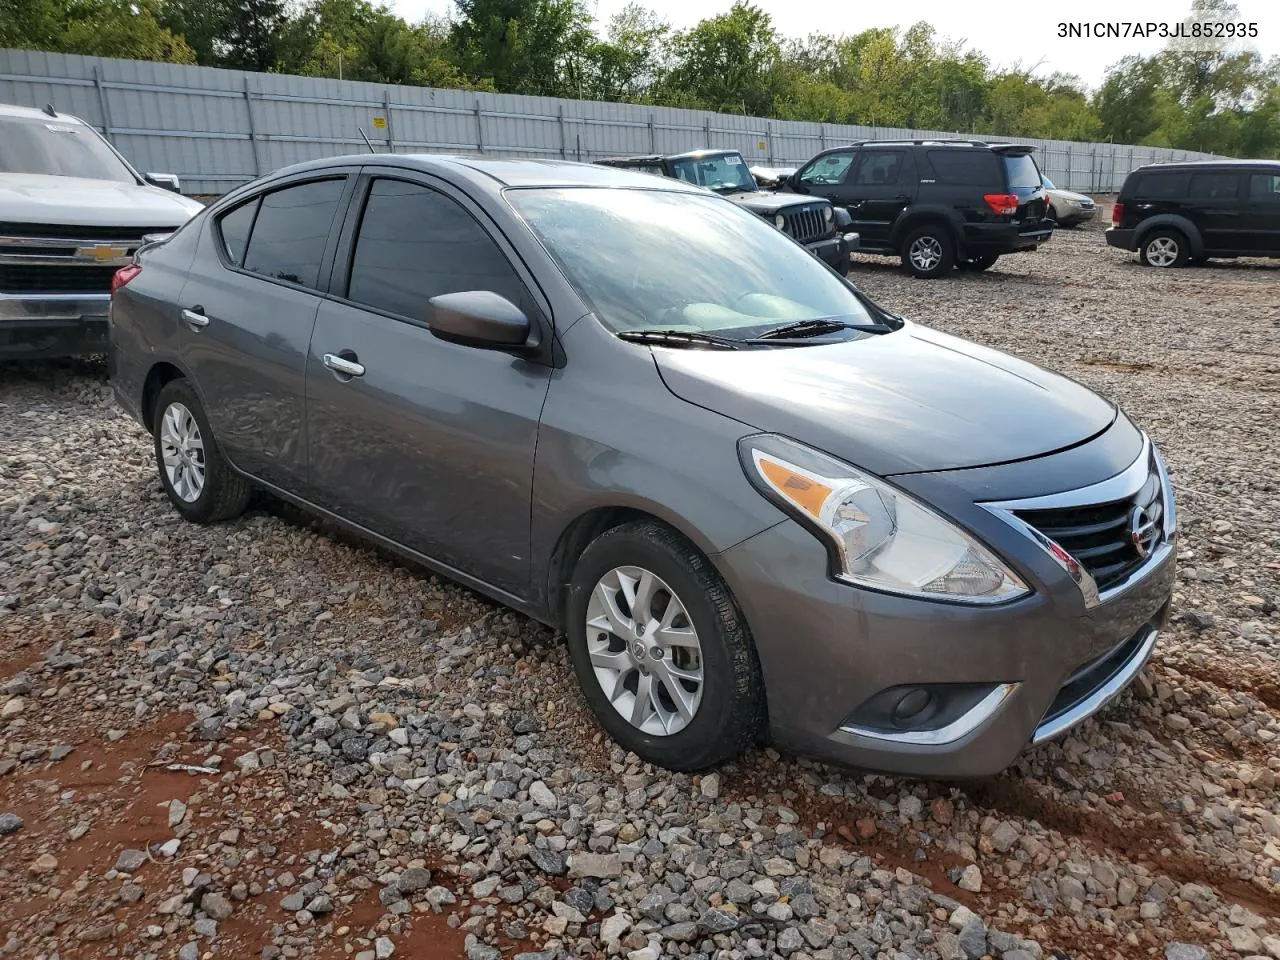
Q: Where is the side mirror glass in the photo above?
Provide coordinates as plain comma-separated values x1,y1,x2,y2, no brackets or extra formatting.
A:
145,172,181,193
427,291,532,351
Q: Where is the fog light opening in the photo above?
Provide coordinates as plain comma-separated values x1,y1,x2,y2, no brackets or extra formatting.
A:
892,688,935,726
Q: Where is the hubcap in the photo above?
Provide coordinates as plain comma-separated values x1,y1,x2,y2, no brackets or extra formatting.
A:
1147,237,1178,267
584,565,704,736
159,401,206,503
909,236,942,270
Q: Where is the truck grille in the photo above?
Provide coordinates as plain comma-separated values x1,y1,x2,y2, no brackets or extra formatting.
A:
782,206,829,244
0,222,170,241
0,264,119,294
1014,469,1164,592
0,224,166,295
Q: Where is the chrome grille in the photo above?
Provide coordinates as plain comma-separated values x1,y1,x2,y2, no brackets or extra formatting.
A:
1014,469,1164,592
0,224,160,295
782,206,828,244
0,264,120,294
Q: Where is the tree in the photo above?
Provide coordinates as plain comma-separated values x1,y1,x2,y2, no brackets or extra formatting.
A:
220,0,286,72
2,0,195,64
659,3,784,116
450,0,594,96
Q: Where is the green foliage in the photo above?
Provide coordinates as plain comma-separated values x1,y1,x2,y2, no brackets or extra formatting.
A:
3,0,1277,157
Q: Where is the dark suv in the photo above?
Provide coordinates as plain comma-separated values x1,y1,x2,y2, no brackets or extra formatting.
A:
595,150,857,272
782,139,1053,278
1106,160,1280,267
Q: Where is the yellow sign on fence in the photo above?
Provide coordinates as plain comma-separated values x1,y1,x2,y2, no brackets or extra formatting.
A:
372,116,387,130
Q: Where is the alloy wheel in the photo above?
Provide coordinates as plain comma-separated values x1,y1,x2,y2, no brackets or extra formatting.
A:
159,401,206,502
584,565,705,736
1146,237,1179,267
909,235,943,271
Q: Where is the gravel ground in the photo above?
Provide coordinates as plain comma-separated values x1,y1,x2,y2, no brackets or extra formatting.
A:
1,219,1278,960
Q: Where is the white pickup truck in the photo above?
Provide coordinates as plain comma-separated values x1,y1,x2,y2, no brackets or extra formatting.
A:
0,101,204,359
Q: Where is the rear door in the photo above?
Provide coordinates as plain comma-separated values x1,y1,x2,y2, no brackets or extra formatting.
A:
1243,171,1280,253
177,172,355,488
1186,170,1247,253
844,148,913,248
1126,170,1191,228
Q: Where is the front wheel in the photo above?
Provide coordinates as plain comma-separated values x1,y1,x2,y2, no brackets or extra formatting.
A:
1139,230,1189,268
565,521,764,771
152,379,251,523
901,226,955,279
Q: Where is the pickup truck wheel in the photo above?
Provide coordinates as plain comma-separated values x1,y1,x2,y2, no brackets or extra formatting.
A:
957,254,1000,272
152,379,251,523
1139,230,1189,268
902,226,955,279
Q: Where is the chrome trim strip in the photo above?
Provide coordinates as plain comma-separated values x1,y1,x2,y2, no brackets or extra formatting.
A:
1031,625,1159,744
0,235,145,248
0,292,111,322
985,435,1152,513
839,682,1019,746
0,252,134,267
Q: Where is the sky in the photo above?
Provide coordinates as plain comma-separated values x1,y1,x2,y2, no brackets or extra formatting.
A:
387,0,1280,90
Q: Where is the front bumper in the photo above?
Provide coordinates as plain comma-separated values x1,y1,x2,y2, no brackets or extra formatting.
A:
806,232,859,271
0,293,110,359
717,433,1176,778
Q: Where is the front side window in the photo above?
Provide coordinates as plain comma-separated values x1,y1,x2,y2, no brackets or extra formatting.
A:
1250,173,1280,201
508,187,878,338
1188,173,1241,199
242,179,345,289
345,178,530,323
0,115,135,183
799,151,855,186
668,153,755,194
852,151,905,186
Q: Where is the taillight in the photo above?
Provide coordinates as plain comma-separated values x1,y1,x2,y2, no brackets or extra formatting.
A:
983,193,1019,216
1111,202,1125,225
111,264,141,295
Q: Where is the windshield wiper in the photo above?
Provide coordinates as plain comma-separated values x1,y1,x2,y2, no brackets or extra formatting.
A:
617,329,743,350
749,318,891,341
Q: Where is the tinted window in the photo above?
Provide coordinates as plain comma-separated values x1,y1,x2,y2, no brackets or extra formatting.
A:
217,198,258,265
852,151,904,186
1250,173,1280,201
243,179,345,289
926,150,1000,185
1135,172,1189,199
800,151,855,186
1002,154,1042,190
347,179,529,323
1188,173,1241,199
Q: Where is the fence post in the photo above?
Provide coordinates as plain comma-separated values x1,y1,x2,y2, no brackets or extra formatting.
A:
819,124,826,151
648,114,656,153
91,65,114,144
474,99,484,153
383,89,396,153
243,78,262,176
766,121,773,164
703,117,711,146
1065,144,1071,191
559,106,567,159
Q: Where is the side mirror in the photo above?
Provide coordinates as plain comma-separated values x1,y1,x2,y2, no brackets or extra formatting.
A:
145,172,181,193
427,291,532,351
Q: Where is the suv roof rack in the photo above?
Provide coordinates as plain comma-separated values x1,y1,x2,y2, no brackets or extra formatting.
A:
841,138,996,147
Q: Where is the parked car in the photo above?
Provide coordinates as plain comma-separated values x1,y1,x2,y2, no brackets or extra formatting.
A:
749,164,796,189
0,102,202,359
1040,176,1097,227
594,150,857,272
1107,159,1280,267
109,155,1175,777
782,139,1054,278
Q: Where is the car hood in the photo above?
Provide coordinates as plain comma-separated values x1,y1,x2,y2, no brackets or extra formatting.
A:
0,174,203,226
1048,187,1093,205
723,190,823,214
653,322,1117,476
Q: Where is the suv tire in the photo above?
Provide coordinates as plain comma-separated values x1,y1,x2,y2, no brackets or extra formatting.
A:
1139,229,1189,268
902,225,955,279
957,254,1000,272
565,520,764,771
152,379,252,523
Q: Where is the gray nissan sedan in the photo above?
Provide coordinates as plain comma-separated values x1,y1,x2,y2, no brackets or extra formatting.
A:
108,155,1176,776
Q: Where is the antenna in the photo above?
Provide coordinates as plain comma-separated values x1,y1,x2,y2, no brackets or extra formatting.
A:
357,127,377,154
42,103,57,117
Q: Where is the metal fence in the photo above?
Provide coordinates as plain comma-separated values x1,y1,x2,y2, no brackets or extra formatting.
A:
0,48,1220,197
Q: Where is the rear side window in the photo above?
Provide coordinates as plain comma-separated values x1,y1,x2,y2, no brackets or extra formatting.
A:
1001,154,1042,190
925,150,1000,185
1250,173,1280,201
242,178,345,289
1134,172,1189,199
217,198,258,266
851,151,905,186
1188,172,1241,199
345,178,531,324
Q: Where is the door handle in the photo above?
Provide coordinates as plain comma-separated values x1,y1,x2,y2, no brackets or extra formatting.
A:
181,307,209,329
323,353,365,378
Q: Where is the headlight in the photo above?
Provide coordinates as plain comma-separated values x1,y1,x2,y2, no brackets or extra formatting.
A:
740,435,1029,604
823,206,833,223
774,214,786,229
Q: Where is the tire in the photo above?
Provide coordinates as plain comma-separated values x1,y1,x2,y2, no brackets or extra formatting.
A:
1138,229,1189,268
152,378,251,524
957,254,1000,272
565,520,764,771
901,225,955,279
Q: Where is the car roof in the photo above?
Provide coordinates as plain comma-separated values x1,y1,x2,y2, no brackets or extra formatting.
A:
264,153,709,194
0,101,90,124
1136,158,1280,170
597,149,742,163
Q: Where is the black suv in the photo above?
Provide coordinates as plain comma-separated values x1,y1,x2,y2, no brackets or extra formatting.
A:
782,139,1053,278
594,150,857,272
1107,160,1280,267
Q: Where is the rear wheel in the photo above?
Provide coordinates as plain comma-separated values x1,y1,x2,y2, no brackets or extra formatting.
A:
1139,230,1189,268
152,379,251,523
901,225,955,279
565,520,764,771
957,254,1000,272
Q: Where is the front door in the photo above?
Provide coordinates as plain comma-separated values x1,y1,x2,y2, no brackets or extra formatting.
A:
303,175,553,597
177,174,353,488
1243,171,1280,253
844,149,913,248
791,149,859,210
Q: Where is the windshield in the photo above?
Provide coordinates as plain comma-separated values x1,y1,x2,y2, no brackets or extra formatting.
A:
669,153,756,194
507,187,878,338
0,115,136,183
1003,154,1042,192
1041,175,1056,190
